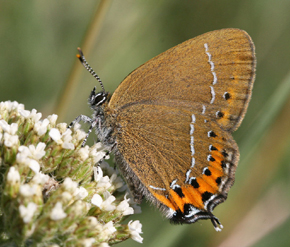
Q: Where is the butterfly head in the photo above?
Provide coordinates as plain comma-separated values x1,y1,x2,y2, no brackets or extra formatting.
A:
88,86,108,109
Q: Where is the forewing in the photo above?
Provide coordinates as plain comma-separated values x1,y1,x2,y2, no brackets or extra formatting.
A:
109,28,255,132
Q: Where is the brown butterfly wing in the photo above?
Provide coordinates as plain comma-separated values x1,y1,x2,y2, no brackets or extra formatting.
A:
113,103,239,225
109,28,255,132
108,28,255,228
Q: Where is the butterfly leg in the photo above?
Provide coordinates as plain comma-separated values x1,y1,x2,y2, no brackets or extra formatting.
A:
95,142,116,167
81,119,98,147
68,114,93,129
103,142,116,168
68,114,95,146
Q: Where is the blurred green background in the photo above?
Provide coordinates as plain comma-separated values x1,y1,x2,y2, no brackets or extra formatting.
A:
1,0,290,246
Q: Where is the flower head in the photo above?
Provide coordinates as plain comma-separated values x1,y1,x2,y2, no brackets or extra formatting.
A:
0,100,142,246
19,202,38,223
128,220,143,243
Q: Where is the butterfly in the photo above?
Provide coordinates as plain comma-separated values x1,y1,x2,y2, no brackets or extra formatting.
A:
69,28,256,231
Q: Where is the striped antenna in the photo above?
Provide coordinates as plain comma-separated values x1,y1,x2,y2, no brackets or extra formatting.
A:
77,47,105,92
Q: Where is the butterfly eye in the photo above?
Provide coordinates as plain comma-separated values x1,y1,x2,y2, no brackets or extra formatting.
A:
91,92,107,106
88,87,107,107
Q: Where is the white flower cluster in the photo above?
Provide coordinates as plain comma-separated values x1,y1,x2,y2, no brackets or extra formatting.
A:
91,165,143,243
7,166,20,184
0,101,59,149
128,220,143,243
16,142,46,173
19,202,38,223
0,120,19,147
0,100,24,114
49,128,75,150
0,101,143,245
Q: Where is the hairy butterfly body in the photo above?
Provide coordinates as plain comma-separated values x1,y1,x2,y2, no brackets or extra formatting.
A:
69,28,256,231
